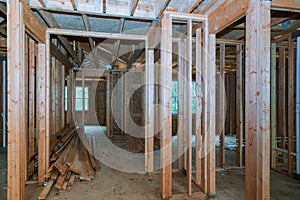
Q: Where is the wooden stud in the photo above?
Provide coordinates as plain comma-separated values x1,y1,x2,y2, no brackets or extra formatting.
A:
200,20,209,194
177,39,184,171
106,71,111,137
288,36,295,174
28,38,36,175
207,34,216,196
145,47,154,173
45,33,51,171
278,47,286,152
271,43,277,169
219,43,225,168
186,19,193,196
245,1,271,199
236,44,244,167
195,28,202,185
7,1,26,199
160,13,172,199
37,41,47,183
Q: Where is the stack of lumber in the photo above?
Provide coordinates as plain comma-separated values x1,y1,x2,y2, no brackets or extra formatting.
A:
39,126,101,200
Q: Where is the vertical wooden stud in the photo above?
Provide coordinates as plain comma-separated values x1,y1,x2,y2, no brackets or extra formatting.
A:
245,1,271,199
160,13,172,199
236,44,244,167
271,43,277,169
219,43,225,168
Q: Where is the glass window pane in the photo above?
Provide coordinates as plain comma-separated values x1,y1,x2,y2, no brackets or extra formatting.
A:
76,87,82,98
75,99,82,111
84,99,88,111
84,87,88,98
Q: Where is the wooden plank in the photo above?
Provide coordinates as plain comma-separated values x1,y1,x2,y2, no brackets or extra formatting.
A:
28,38,36,175
178,0,203,13
186,19,193,196
195,28,202,185
155,0,171,18
103,0,106,13
39,10,79,65
45,33,51,171
50,43,73,69
208,0,247,34
236,44,244,167
245,1,271,199
177,39,184,171
82,14,95,50
278,47,286,151
272,0,300,11
129,0,139,16
22,2,46,43
46,28,147,41
70,0,78,10
200,20,209,194
24,35,29,181
207,34,216,197
145,47,154,173
271,43,277,169
219,43,225,168
287,36,295,175
160,13,172,199
7,1,26,199
38,179,55,200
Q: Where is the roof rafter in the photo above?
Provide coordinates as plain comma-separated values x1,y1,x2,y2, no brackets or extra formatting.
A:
38,10,80,64
129,0,139,16
155,0,171,18
82,14,95,51
112,18,125,65
178,0,204,13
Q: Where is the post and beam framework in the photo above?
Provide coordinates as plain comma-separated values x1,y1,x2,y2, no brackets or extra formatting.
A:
160,11,215,199
245,1,271,200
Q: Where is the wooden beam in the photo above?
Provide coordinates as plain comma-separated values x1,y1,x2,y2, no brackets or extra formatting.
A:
160,13,172,199
112,18,125,64
50,43,73,69
177,39,184,171
39,10,79,65
186,19,193,196
287,36,295,175
208,0,247,34
37,42,47,183
245,1,271,199
145,48,154,173
155,0,171,18
47,28,147,40
70,0,78,10
195,28,202,186
82,14,95,51
207,33,216,197
270,43,277,169
129,0,139,16
28,39,36,176
219,43,225,168
37,0,46,7
22,2,46,43
178,0,203,13
236,44,244,167
0,3,7,15
278,47,286,152
272,0,300,11
7,1,26,199
103,0,106,13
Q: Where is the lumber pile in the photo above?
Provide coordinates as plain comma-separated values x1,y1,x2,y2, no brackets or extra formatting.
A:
39,126,101,200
